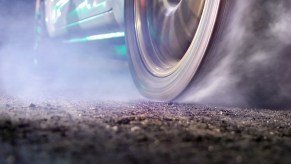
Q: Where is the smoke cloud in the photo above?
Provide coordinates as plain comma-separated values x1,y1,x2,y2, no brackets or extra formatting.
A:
1,0,291,109
180,0,291,109
0,0,142,103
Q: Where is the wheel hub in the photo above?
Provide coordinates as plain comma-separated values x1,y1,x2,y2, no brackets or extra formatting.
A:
136,0,205,75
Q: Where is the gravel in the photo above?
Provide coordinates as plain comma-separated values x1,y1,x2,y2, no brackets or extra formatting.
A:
0,98,290,164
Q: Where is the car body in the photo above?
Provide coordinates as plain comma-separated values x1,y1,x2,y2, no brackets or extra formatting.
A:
35,0,125,41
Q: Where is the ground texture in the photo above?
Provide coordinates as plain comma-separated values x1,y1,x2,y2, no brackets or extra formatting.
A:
0,98,290,164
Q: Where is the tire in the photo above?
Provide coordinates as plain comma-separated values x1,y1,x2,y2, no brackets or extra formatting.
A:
125,0,229,101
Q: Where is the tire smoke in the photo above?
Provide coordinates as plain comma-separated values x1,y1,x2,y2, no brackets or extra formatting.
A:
1,0,291,108
180,0,291,109
0,0,142,102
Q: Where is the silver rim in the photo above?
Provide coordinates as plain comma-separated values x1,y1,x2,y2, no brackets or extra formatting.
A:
128,0,221,100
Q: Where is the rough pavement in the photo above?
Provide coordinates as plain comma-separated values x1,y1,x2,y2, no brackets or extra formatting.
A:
0,98,290,164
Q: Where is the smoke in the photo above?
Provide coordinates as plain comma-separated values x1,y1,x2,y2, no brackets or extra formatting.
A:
0,0,142,102
1,0,291,108
179,0,291,109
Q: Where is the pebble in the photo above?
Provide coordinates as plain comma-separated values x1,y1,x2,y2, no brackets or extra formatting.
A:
131,126,141,132
208,145,214,151
112,126,118,132
29,103,36,108
6,155,15,164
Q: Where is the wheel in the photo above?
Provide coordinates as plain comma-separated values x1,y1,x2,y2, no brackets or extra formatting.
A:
125,0,226,101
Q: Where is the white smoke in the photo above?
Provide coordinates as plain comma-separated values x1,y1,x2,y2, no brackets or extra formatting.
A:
179,0,291,108
1,0,291,108
0,0,142,103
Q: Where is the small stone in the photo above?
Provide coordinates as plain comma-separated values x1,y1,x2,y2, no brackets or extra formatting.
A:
6,155,15,164
105,125,110,129
29,103,36,108
117,118,131,125
89,107,97,110
168,102,174,106
112,126,118,132
208,145,214,151
141,120,149,126
236,156,242,163
131,126,141,132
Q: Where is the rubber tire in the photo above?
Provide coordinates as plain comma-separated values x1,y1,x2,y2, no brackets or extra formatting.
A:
125,0,231,101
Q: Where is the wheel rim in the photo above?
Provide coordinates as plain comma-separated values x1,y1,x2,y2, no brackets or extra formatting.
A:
134,0,219,77
128,0,221,100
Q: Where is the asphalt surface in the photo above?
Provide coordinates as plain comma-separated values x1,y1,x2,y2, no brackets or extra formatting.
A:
0,98,291,164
